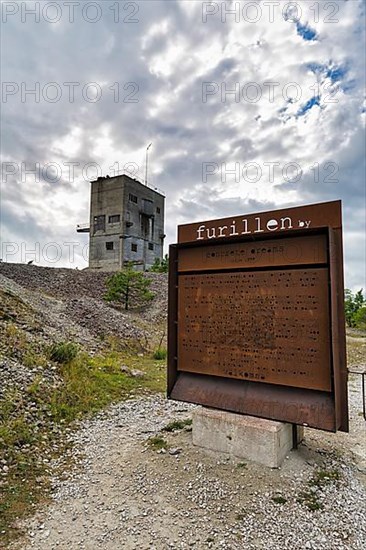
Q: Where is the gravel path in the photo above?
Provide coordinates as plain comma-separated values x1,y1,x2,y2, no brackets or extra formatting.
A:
13,375,366,550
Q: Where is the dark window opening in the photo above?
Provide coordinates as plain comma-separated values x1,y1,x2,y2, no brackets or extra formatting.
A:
108,214,120,224
131,243,137,252
140,214,150,238
106,241,114,251
129,194,138,204
148,242,154,250
156,207,161,214
93,215,106,232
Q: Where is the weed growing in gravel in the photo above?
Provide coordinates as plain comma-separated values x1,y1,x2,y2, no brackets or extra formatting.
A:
162,419,192,432
309,468,340,487
236,462,247,469
271,495,287,504
297,467,341,512
297,490,323,511
147,435,168,450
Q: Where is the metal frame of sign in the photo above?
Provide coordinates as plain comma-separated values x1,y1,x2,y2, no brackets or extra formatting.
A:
167,200,348,432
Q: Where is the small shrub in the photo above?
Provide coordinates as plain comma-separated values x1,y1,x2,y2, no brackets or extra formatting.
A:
153,347,167,360
49,342,78,364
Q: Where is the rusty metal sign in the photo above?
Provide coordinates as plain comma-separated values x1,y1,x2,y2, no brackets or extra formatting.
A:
168,200,348,432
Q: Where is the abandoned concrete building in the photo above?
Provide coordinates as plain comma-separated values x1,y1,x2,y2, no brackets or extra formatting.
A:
77,173,165,270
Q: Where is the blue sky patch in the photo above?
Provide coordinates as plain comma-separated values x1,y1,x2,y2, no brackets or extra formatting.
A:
297,96,320,116
296,22,317,41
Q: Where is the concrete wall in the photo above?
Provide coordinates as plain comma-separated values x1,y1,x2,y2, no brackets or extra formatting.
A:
88,175,165,271
122,177,165,270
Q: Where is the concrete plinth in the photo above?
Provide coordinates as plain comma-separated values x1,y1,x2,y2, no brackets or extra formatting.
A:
192,407,303,468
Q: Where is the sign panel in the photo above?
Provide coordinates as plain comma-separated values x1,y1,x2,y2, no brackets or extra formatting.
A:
168,201,348,432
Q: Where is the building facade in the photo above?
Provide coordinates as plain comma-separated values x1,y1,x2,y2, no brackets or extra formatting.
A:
77,174,165,271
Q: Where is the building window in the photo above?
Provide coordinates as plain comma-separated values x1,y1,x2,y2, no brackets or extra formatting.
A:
106,241,114,251
93,214,105,232
131,243,137,252
129,193,138,204
156,207,161,214
108,214,120,223
148,242,154,250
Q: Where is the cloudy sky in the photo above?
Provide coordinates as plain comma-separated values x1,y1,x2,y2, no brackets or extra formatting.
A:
1,0,365,289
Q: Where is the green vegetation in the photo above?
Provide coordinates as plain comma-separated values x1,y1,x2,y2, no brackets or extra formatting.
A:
353,306,366,330
308,468,340,487
162,418,192,432
147,435,168,450
148,254,169,273
49,341,78,364
104,264,154,310
271,495,287,504
297,467,341,512
0,345,166,544
344,288,365,328
153,347,167,360
48,351,165,423
297,490,323,511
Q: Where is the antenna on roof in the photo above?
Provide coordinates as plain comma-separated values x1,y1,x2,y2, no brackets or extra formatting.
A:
145,143,152,185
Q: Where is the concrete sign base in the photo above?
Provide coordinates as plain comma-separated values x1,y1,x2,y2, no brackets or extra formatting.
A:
192,407,303,468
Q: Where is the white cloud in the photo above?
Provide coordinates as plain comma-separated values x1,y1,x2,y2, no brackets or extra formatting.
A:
0,0,365,289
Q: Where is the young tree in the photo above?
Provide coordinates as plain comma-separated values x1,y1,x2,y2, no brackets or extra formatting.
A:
104,264,154,311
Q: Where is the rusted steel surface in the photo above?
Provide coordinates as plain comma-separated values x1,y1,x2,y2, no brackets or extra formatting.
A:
178,200,342,244
170,373,337,432
178,234,327,272
168,201,348,433
177,268,331,392
329,228,349,431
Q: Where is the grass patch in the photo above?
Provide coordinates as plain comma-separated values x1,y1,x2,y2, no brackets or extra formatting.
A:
0,345,166,545
153,347,167,361
147,435,168,451
162,418,192,432
236,462,247,469
48,351,166,423
49,342,78,364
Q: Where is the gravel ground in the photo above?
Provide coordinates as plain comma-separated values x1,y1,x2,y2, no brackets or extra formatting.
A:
12,373,366,550
0,266,168,353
